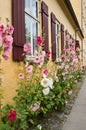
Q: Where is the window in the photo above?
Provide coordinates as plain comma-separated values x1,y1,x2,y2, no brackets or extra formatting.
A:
56,21,60,60
12,0,49,61
25,0,39,57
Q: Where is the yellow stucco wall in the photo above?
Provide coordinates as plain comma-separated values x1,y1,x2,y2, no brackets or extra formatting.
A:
0,0,19,105
70,0,82,28
43,0,82,50
0,0,83,105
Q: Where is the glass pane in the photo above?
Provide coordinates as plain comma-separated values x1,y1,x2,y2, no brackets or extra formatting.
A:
32,0,38,18
25,14,31,43
32,20,38,54
56,37,59,58
25,0,30,12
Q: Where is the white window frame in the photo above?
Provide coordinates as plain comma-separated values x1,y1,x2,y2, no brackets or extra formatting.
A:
56,21,60,61
25,0,39,59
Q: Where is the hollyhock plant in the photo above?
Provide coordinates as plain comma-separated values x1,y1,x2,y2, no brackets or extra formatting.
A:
0,22,14,124
4,33,84,130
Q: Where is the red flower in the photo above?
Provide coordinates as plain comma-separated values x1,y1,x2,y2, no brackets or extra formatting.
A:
8,109,17,121
36,36,43,45
47,50,51,58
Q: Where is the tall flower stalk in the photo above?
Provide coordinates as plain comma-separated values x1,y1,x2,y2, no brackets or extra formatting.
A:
0,18,14,118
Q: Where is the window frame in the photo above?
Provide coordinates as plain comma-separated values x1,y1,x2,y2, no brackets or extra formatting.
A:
25,0,40,59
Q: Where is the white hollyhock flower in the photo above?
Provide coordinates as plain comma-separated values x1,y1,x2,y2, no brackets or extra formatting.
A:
42,87,50,95
41,78,50,88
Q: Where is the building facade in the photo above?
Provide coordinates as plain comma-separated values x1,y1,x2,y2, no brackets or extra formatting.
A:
81,0,86,64
0,0,83,105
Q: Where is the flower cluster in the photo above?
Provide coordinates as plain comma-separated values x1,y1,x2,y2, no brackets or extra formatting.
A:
8,109,17,121
41,70,53,95
0,23,14,60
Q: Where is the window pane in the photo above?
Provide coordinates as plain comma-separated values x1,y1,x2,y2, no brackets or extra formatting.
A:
32,20,38,54
25,14,31,43
32,0,38,18
25,0,30,13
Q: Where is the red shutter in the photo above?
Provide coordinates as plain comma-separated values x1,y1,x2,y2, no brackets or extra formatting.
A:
51,12,56,61
61,24,64,52
12,0,25,61
41,1,49,52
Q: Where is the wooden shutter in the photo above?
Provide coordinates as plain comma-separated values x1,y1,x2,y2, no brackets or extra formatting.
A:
41,1,49,52
61,24,64,52
65,30,68,49
12,0,25,61
51,12,56,61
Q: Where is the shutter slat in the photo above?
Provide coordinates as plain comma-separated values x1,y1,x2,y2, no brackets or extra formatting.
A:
12,0,25,61
41,1,49,52
61,24,64,52
51,12,56,61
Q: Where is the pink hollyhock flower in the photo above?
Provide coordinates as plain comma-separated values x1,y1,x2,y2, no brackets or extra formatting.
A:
3,54,9,60
42,69,49,76
61,54,65,58
33,56,40,63
70,50,75,55
64,35,69,42
4,46,12,54
63,89,67,94
76,47,80,52
27,74,31,79
42,51,46,57
8,109,17,121
26,65,33,73
36,36,43,45
3,35,13,47
34,50,38,57
40,55,45,61
70,47,74,51
0,35,2,46
64,56,68,62
69,38,72,45
32,103,40,112
65,65,69,69
18,73,24,79
3,47,12,60
23,43,31,54
74,80,77,83
0,23,6,33
7,25,14,35
68,90,72,96
0,75,4,82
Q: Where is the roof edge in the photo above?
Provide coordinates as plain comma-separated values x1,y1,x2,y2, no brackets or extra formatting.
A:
64,0,84,38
